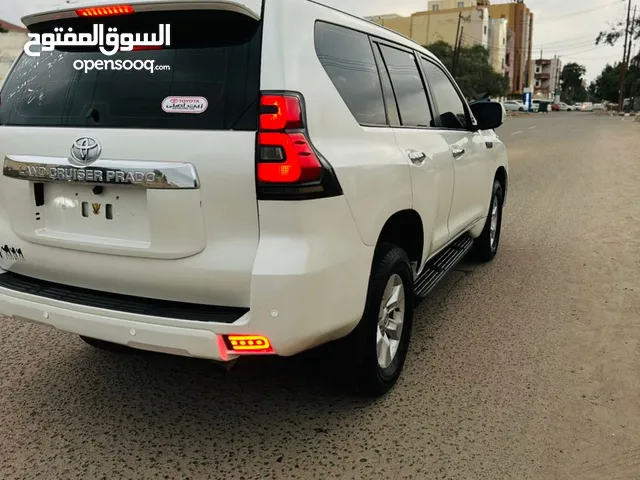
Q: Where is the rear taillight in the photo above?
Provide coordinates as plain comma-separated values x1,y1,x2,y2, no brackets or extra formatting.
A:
76,5,134,17
256,92,342,200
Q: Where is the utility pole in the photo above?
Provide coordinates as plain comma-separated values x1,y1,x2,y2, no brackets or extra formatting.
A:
453,13,463,77
454,26,464,77
554,55,561,102
618,0,633,111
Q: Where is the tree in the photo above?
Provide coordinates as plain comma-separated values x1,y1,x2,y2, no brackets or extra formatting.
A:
590,61,640,103
559,63,588,103
596,15,640,64
0,27,9,34
425,41,509,99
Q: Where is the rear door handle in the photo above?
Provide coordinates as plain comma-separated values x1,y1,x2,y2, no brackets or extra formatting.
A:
451,146,465,159
406,149,427,165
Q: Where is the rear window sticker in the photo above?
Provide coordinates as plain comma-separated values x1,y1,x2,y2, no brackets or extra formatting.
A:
162,96,208,114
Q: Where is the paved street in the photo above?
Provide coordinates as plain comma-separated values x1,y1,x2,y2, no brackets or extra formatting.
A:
1,112,640,480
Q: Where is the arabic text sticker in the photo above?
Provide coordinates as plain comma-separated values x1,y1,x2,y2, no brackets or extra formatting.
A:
162,96,208,114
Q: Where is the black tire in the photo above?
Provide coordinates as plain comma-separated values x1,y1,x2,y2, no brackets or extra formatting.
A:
338,243,414,397
518,107,524,112
80,336,143,354
472,180,504,262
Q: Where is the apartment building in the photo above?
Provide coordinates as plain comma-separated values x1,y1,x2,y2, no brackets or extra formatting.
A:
487,1,534,95
367,5,489,52
428,0,479,10
533,57,562,99
0,19,28,85
488,18,508,77
368,1,532,95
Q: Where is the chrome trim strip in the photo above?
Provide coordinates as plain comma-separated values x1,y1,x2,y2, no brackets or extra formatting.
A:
3,155,200,189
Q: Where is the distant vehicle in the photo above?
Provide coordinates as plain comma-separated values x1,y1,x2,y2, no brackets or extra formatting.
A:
593,103,604,111
502,100,525,112
532,100,540,112
557,102,574,112
581,102,594,112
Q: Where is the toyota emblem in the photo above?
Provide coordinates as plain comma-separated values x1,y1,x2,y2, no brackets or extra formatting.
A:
70,137,102,165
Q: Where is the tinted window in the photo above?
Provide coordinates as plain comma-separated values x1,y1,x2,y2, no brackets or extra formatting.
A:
315,22,386,126
420,58,469,130
0,10,262,130
379,45,432,128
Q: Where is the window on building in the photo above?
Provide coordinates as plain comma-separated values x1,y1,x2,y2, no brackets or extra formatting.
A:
484,25,487,35
457,1,465,8
315,22,387,126
432,4,440,11
379,45,433,128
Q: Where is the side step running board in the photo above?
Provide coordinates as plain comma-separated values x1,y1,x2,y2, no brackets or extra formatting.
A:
414,235,474,299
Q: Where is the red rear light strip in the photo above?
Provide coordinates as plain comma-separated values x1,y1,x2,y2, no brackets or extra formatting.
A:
76,5,134,17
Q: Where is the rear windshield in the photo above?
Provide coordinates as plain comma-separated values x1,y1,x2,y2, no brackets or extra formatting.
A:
0,10,262,130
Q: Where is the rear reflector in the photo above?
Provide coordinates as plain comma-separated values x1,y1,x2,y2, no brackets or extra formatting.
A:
76,5,134,17
223,335,275,354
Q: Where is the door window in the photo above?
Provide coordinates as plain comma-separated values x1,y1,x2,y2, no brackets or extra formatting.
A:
420,58,469,130
378,45,433,128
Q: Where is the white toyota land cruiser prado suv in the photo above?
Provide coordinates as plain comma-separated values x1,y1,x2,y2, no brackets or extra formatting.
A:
0,0,508,396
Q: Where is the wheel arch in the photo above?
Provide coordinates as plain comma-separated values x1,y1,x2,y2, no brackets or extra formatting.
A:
495,166,508,204
375,209,424,271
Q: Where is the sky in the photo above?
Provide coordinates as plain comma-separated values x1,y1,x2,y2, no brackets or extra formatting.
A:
0,0,634,82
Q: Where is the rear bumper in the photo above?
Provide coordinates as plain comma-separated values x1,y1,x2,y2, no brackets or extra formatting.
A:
0,196,374,361
0,288,233,360
0,245,370,361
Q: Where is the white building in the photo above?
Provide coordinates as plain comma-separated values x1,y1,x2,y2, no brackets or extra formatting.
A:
533,57,562,100
0,20,28,85
488,18,508,75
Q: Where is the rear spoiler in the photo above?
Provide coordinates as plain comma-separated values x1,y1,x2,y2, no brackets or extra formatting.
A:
22,0,262,27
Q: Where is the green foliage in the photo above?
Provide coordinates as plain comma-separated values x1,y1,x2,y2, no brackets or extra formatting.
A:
0,27,9,34
425,41,509,99
590,61,640,103
596,17,640,48
560,63,588,103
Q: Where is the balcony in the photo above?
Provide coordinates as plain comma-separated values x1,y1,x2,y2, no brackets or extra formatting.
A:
535,73,550,79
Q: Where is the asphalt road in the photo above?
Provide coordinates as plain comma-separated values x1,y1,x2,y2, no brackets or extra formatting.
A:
2,112,640,480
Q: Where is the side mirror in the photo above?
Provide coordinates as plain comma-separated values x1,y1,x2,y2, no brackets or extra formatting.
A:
470,101,505,131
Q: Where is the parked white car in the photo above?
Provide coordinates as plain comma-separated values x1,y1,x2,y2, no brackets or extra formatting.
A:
581,102,594,112
558,103,574,112
502,100,525,112
0,0,509,396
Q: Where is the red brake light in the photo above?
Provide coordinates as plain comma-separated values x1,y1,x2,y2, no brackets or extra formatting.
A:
256,92,342,198
76,5,134,17
260,95,303,130
131,45,163,51
258,132,322,183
